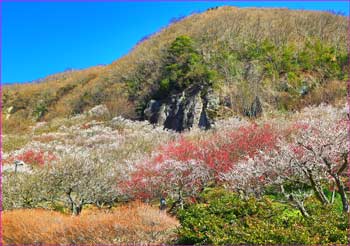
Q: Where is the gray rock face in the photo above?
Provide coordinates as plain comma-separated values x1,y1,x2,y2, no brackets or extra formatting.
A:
144,100,163,125
144,87,219,131
244,96,262,118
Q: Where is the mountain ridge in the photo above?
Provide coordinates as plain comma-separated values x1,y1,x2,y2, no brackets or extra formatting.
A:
2,6,348,133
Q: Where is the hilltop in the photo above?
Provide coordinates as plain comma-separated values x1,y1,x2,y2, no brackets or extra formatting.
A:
2,6,348,133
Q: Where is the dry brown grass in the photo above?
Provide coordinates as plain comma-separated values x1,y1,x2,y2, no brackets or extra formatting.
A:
276,79,347,111
298,80,347,108
2,202,179,244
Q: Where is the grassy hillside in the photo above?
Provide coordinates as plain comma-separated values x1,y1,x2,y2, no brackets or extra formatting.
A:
2,7,348,134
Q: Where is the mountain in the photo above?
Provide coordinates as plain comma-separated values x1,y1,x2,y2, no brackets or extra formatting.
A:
2,6,347,133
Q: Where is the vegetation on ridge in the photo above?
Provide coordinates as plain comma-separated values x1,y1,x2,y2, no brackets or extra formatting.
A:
2,7,347,133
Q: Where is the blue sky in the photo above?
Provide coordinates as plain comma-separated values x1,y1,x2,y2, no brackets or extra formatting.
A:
2,1,349,84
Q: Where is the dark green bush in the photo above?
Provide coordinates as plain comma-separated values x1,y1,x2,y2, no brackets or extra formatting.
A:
153,35,218,99
177,191,349,244
33,101,48,120
56,83,77,98
70,92,91,114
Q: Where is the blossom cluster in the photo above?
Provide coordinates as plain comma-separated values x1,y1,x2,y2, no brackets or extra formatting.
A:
3,103,348,213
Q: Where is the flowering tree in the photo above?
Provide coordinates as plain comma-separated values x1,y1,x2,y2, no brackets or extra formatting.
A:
4,154,123,215
127,158,210,210
290,117,349,211
127,123,277,209
3,149,56,167
222,104,349,214
151,123,277,176
42,155,122,215
2,116,176,214
2,171,47,210
203,123,277,174
283,105,349,212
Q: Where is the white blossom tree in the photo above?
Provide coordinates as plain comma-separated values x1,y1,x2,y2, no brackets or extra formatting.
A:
222,104,349,214
43,155,122,215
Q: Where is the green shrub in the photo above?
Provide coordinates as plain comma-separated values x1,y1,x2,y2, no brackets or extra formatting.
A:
70,94,89,114
299,39,346,79
177,191,349,244
153,35,218,99
33,101,48,120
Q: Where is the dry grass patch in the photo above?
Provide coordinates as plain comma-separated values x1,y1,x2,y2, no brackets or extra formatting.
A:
2,134,31,153
2,202,179,244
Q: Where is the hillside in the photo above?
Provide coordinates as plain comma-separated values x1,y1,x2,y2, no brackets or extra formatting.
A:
2,6,348,133
2,6,350,244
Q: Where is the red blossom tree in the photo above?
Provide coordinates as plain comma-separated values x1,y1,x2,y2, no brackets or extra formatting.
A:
4,149,56,167
126,123,278,206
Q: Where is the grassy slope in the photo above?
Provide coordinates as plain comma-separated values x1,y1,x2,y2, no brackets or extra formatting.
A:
2,7,347,133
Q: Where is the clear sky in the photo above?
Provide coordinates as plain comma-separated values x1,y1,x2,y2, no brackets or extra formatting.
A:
2,1,349,84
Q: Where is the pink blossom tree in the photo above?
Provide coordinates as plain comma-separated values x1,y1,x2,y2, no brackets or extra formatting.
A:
223,104,349,214
127,158,211,210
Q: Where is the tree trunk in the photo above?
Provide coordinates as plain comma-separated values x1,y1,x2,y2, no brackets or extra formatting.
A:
66,190,83,216
331,189,336,204
280,185,309,217
306,169,329,205
294,198,310,218
323,156,349,213
179,190,184,210
333,173,349,213
72,203,83,216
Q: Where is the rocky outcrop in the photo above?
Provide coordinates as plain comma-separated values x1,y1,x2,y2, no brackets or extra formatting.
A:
87,104,110,118
144,87,219,131
244,96,263,118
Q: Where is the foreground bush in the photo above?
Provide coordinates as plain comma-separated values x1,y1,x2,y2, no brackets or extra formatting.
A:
2,202,179,244
177,191,349,244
